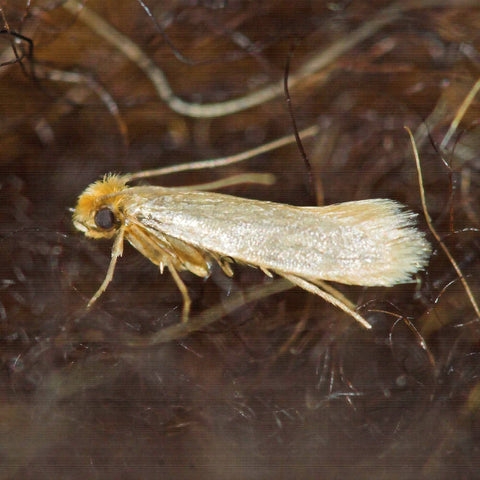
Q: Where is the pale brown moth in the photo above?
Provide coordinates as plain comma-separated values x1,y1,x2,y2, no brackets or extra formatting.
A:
73,130,431,329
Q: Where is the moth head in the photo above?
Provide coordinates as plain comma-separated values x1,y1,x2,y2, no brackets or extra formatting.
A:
73,174,129,239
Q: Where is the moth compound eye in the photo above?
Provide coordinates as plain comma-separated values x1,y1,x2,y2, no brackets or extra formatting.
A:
94,207,115,230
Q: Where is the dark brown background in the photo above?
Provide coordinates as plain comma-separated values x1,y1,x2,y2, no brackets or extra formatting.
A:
1,0,480,478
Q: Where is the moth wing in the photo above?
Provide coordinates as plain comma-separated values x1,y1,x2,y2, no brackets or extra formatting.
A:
124,188,430,286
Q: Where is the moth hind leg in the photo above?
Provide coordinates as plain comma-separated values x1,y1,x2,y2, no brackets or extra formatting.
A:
281,273,372,330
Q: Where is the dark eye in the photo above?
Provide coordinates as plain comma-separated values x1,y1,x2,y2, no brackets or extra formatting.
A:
94,208,115,230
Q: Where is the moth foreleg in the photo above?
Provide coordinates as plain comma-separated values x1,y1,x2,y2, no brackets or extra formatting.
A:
280,273,372,330
87,228,125,308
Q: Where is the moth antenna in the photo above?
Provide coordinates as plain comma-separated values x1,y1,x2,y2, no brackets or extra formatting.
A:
169,173,276,192
122,125,318,182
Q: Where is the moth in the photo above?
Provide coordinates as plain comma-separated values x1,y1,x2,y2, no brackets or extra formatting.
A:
72,131,431,329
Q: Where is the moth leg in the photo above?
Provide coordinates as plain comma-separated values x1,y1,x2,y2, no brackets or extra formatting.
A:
166,261,191,323
87,228,125,308
281,273,372,330
314,280,356,311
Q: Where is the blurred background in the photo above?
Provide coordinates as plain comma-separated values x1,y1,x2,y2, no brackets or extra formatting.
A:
0,0,480,478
